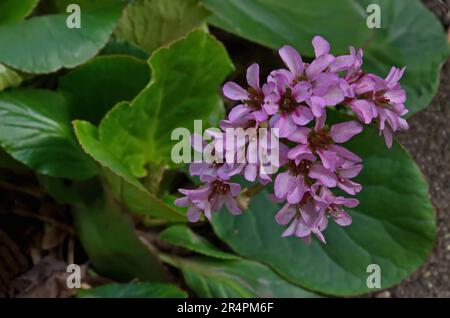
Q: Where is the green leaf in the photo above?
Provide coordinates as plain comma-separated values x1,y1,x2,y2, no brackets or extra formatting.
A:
115,0,210,54
160,225,240,260
73,193,172,283
73,120,186,221
203,0,449,116
0,3,124,74
211,123,436,296
0,89,97,180
100,37,150,60
356,0,449,117
59,55,150,124
0,63,23,91
204,0,367,57
0,0,39,25
162,255,318,298
77,283,188,298
51,0,124,11
97,30,232,177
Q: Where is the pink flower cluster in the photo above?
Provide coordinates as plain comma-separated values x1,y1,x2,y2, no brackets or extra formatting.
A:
176,36,408,244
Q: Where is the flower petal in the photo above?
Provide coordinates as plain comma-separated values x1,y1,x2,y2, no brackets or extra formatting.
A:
228,104,251,122
339,164,363,179
244,163,257,182
286,127,310,143
328,144,362,163
179,186,210,200
312,228,326,244
187,206,202,222
382,127,393,149
307,96,326,117
334,197,359,208
306,54,334,80
276,115,297,138
279,45,304,77
337,179,362,195
330,121,363,143
384,89,406,104
174,196,190,207
252,109,268,122
292,81,311,102
333,211,352,227
223,82,249,100
349,100,376,124
330,55,354,72
282,219,298,237
294,219,311,238
301,200,323,228
189,162,207,176
228,182,241,197
275,203,296,225
312,36,330,57
274,171,294,199
309,163,337,187
317,149,338,171
292,106,314,126
287,144,314,161
287,178,308,204
246,63,260,90
224,193,241,215
322,86,344,106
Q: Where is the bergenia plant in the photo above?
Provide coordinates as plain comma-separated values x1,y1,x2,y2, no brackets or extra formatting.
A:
0,0,445,299
176,36,408,245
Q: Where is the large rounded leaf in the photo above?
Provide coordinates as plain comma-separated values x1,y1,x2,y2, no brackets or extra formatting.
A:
73,194,172,283
160,225,240,260
0,89,96,180
59,55,150,124
0,3,124,73
0,0,38,25
162,255,318,298
98,31,233,176
73,120,186,222
203,0,449,116
211,125,436,296
115,0,210,54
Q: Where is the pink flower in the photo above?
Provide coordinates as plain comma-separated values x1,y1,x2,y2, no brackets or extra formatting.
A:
176,180,241,222
312,185,359,227
309,160,363,195
264,72,314,137
264,37,347,137
189,132,245,182
347,67,408,148
275,199,328,244
243,132,289,184
273,183,360,244
223,63,274,125
177,34,409,245
175,186,211,222
287,115,363,171
274,168,309,204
